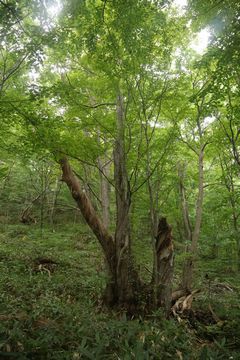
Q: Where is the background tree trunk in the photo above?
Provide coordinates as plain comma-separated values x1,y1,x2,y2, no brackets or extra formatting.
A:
49,177,61,230
98,155,111,229
181,147,204,290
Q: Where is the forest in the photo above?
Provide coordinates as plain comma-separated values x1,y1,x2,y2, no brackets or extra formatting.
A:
0,0,239,358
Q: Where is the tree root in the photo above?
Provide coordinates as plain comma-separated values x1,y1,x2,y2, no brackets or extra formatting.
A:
171,289,201,321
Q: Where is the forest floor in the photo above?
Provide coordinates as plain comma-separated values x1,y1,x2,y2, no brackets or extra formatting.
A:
0,223,239,359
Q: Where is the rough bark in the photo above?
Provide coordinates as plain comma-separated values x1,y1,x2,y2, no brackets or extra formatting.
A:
59,157,116,278
154,217,174,314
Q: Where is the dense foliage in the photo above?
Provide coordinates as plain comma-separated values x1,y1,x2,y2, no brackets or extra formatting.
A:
0,0,240,358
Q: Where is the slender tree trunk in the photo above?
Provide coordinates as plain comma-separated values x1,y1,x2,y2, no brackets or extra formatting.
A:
231,210,240,271
178,163,192,243
237,244,240,272
98,154,111,229
97,140,111,282
143,118,159,301
113,91,140,304
40,164,45,237
220,155,240,271
49,177,61,229
178,162,192,291
181,147,204,290
146,150,159,305
20,193,42,224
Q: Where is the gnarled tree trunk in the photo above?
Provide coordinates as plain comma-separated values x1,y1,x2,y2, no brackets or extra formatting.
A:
60,155,174,312
154,217,174,314
59,157,116,275
59,91,174,313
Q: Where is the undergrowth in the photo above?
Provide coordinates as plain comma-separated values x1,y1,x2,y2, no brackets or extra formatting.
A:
0,224,239,359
